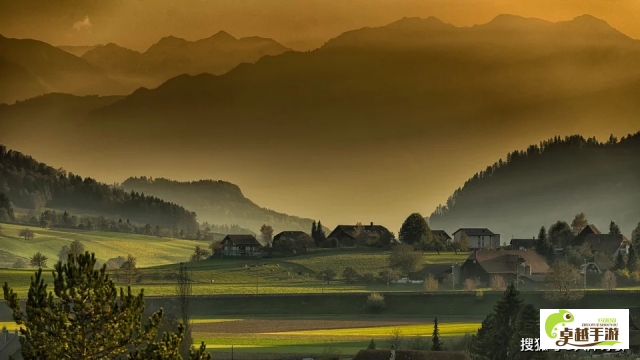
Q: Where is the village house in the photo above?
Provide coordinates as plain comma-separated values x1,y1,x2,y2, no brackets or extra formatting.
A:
409,263,461,285
272,231,312,246
452,228,501,250
431,230,452,242
327,222,394,247
220,235,262,257
461,250,550,289
0,328,22,360
509,237,538,250
572,224,601,246
583,233,630,258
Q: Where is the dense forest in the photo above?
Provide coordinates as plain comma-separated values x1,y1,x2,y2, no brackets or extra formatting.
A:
429,133,640,238
0,145,199,232
121,177,316,233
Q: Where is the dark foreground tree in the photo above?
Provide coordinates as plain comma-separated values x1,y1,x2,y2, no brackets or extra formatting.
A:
509,304,545,359
472,284,523,360
431,317,443,351
2,252,210,359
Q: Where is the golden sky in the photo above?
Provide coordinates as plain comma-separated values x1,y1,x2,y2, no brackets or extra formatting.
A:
1,0,639,50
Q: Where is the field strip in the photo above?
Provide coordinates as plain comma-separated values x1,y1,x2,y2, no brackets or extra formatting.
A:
261,322,480,337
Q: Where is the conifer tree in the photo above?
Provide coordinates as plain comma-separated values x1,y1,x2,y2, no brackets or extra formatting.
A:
2,252,210,359
316,220,326,241
508,304,545,359
632,222,640,247
367,338,376,349
472,284,523,359
311,221,317,241
609,221,622,236
431,317,443,351
615,252,626,270
627,246,637,272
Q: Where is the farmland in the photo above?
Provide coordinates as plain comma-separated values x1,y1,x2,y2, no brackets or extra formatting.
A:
0,223,205,268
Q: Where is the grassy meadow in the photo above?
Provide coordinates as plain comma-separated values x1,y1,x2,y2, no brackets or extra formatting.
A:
0,222,208,268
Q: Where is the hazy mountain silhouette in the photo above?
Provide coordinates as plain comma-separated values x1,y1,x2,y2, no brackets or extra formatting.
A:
2,15,640,232
81,32,290,90
72,15,640,144
429,133,640,239
121,177,316,233
0,35,125,104
58,45,102,57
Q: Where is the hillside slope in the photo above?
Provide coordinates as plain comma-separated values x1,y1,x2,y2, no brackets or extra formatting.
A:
121,177,316,233
0,223,203,268
428,133,640,238
0,145,199,232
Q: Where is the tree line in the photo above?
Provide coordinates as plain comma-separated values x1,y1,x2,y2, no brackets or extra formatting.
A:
0,145,199,232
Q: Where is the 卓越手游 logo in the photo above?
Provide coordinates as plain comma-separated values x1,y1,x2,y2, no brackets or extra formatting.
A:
539,309,629,350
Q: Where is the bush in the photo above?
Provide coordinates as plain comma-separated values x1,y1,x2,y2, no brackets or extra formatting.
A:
367,339,376,349
615,269,632,286
388,243,422,274
12,258,28,268
491,275,506,291
464,278,477,291
423,274,439,292
361,271,376,283
602,270,616,290
475,290,484,301
632,270,640,283
366,292,386,313
343,267,359,283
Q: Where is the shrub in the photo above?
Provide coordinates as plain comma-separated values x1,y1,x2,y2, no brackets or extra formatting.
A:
464,278,477,291
615,269,632,286
343,267,359,283
361,271,376,283
388,243,422,274
366,292,386,313
12,258,28,268
602,270,616,290
367,339,376,349
632,270,640,283
475,290,484,301
491,275,506,291
423,274,439,292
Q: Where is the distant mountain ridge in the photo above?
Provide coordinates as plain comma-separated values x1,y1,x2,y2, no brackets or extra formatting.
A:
121,177,316,233
428,133,640,239
0,35,124,104
81,31,290,90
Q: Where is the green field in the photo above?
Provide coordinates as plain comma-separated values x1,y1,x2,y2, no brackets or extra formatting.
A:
1,316,480,357
1,223,471,297
0,222,208,268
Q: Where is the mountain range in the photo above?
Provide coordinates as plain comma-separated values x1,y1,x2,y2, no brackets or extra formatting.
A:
0,32,290,104
0,35,124,104
2,14,640,232
80,31,290,90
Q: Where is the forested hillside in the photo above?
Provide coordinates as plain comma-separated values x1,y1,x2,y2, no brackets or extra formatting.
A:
0,145,198,232
429,133,640,238
122,177,316,233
